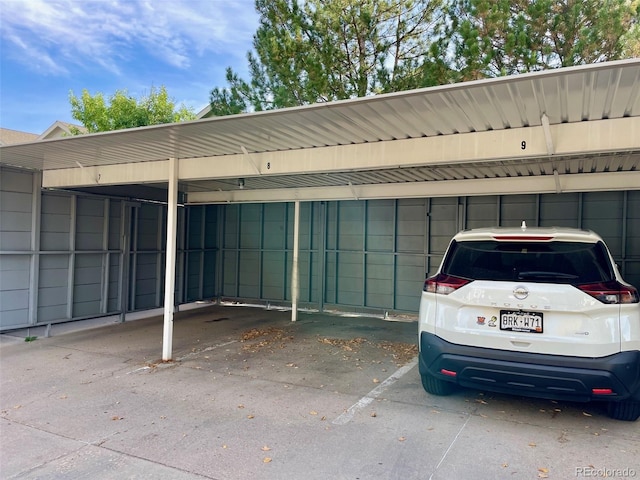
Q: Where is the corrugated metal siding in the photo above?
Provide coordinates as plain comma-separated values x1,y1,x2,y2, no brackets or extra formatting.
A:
215,192,640,314
2,164,639,330
3,61,639,172
0,168,33,328
0,255,30,328
37,254,68,323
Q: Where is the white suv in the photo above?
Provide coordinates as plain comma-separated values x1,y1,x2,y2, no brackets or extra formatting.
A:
418,224,640,421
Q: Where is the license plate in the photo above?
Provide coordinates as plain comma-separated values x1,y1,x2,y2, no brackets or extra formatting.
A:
500,310,543,333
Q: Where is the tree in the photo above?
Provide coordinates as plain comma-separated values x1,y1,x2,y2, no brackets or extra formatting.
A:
68,86,195,134
621,0,640,57
210,0,639,116
210,0,449,115
445,0,638,81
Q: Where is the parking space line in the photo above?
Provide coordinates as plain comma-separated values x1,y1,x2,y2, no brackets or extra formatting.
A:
332,357,418,425
176,340,238,362
428,414,471,480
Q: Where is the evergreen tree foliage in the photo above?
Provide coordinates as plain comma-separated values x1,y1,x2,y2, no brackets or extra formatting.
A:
210,0,639,114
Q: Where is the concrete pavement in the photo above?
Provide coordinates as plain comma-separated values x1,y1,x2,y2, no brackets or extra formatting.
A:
1,305,638,479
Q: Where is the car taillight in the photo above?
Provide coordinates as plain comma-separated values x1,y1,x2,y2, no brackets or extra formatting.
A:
423,273,470,295
578,281,639,304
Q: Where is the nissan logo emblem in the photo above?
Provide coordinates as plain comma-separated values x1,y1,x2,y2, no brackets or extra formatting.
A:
514,286,529,300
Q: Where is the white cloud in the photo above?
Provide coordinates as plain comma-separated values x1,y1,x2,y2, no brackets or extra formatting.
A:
0,0,258,75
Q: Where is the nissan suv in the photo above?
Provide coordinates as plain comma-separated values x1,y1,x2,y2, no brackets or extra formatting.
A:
418,224,640,421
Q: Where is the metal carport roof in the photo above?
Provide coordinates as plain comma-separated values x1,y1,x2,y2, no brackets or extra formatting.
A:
1,59,639,203
3,59,640,361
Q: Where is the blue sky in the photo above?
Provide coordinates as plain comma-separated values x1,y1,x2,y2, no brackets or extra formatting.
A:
0,0,259,133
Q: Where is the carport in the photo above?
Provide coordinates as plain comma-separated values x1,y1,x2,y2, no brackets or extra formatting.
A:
1,59,639,360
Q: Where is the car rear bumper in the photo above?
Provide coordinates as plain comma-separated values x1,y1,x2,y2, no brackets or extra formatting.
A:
419,331,640,402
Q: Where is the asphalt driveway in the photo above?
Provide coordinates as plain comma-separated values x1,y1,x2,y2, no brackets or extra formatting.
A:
1,305,638,479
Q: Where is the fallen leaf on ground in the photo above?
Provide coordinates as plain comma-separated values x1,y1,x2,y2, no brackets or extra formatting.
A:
263,457,272,463
309,411,318,415
247,415,255,419
373,378,380,383
241,328,293,352
318,337,367,352
529,443,537,447
398,437,406,442
377,341,418,364
262,446,271,451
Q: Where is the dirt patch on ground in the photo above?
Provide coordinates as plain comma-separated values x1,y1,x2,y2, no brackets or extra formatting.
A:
318,337,367,351
238,327,418,366
318,336,418,366
240,327,294,353
377,341,418,365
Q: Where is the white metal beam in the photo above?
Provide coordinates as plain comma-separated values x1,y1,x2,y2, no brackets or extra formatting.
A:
187,171,640,204
541,114,555,155
162,157,178,362
241,145,262,175
42,117,640,189
28,172,42,325
291,200,300,322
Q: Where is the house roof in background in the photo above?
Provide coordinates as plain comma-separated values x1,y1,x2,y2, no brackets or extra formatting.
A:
0,128,38,145
37,121,87,140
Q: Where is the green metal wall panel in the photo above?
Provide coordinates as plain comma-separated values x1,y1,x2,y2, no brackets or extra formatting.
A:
466,196,498,229
500,194,538,226
262,251,286,300
108,254,120,312
336,251,363,306
429,197,458,254
73,253,103,317
540,193,580,227
396,199,427,253
395,254,426,312
76,198,104,250
37,254,69,322
0,255,30,327
238,250,260,298
365,253,393,308
583,192,624,257
203,250,216,298
222,250,238,297
40,194,71,251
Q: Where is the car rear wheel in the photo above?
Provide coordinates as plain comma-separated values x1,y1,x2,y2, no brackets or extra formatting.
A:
607,400,640,421
421,372,457,396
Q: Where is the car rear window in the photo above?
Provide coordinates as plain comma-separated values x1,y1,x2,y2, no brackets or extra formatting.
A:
442,240,615,284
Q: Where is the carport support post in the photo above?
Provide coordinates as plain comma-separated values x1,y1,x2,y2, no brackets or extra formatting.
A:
162,157,178,361
291,200,300,321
